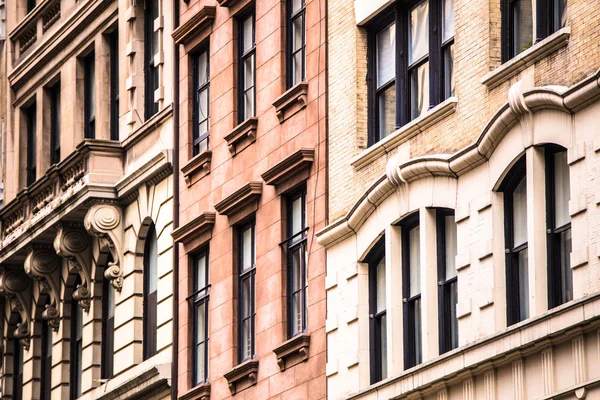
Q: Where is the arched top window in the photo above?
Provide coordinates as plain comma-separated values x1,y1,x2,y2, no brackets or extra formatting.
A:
143,224,158,360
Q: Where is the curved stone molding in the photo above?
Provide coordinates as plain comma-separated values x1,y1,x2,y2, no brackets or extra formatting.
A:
24,246,61,330
84,203,124,291
54,224,93,311
0,267,31,349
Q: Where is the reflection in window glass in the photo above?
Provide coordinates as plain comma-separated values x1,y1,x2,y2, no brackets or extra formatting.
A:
409,1,429,64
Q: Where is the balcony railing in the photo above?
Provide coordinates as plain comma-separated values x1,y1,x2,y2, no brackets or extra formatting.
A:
9,0,60,58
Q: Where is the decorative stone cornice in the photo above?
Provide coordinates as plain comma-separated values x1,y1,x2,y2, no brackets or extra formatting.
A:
272,82,308,124
179,383,210,400
0,267,31,349
94,364,171,400
172,6,216,45
84,204,124,291
181,150,212,187
171,211,216,244
214,182,262,216
24,245,61,330
273,333,310,371
224,359,259,395
224,118,258,156
261,148,314,188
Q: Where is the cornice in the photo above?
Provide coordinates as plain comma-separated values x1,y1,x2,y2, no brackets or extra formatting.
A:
224,359,259,395
172,6,216,45
171,211,216,244
224,117,258,156
261,148,314,187
214,182,263,216
273,333,311,371
181,150,212,187
179,383,210,400
272,82,308,123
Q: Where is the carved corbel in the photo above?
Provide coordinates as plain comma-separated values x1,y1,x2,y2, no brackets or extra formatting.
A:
84,204,124,291
508,73,535,148
54,225,93,311
0,267,31,350
24,246,61,331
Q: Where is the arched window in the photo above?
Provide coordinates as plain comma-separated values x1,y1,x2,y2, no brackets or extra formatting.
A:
366,236,386,384
70,278,83,399
102,255,115,379
143,224,159,360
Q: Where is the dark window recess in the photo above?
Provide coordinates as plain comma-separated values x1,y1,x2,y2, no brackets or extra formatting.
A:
110,30,120,141
143,225,159,360
367,237,387,384
41,299,53,400
402,214,422,369
546,147,572,309
84,51,96,139
50,82,61,165
102,256,115,379
191,249,210,386
27,0,36,13
70,278,83,400
286,0,306,88
238,221,256,363
501,157,529,326
367,0,454,145
238,12,256,123
13,335,24,400
144,0,159,119
285,189,308,338
192,49,210,157
437,210,458,354
26,103,36,186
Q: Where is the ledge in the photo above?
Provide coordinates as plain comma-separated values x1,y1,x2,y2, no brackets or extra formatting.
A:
121,104,173,150
272,82,308,124
8,0,53,43
181,150,212,187
273,333,311,371
481,27,571,89
350,97,457,170
171,211,216,244
214,182,262,216
172,6,216,45
224,117,258,156
217,0,243,6
261,148,314,191
179,382,210,400
224,359,259,395
94,364,171,400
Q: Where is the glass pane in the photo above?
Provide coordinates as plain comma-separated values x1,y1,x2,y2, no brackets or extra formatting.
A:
196,254,206,290
413,298,422,365
449,280,458,349
558,0,567,28
197,51,208,85
518,248,529,321
409,1,429,65
76,302,84,340
376,23,396,87
89,60,96,118
376,256,386,313
244,56,254,91
241,277,251,317
512,176,528,248
199,88,209,124
560,228,573,303
198,138,208,155
410,61,429,120
377,83,396,140
444,44,455,98
292,196,303,235
147,229,158,292
292,248,302,291
444,215,457,279
196,303,206,343
195,343,205,383
292,0,303,14
242,226,253,271
244,88,255,118
243,16,254,53
513,0,533,55
242,318,252,359
106,282,115,318
554,151,570,228
409,225,421,297
442,0,454,42
293,51,303,85
379,314,388,379
293,16,303,52
292,291,302,335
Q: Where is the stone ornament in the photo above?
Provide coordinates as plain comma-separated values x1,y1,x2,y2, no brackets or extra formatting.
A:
0,267,31,350
84,203,124,291
24,246,61,330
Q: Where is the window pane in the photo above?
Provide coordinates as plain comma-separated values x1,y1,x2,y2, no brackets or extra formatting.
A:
197,51,208,86
449,280,458,349
196,303,206,343
107,282,115,318
409,1,429,65
554,151,570,228
242,226,253,271
244,56,254,91
512,176,528,248
409,226,421,297
444,44,455,98
292,0,303,14
410,61,429,120
444,215,457,279
89,60,96,118
513,0,533,55
243,16,254,53
442,0,454,42
518,248,529,321
377,83,396,140
147,228,158,292
293,51,303,85
376,23,396,87
241,277,251,317
376,256,386,313
242,318,252,359
195,343,205,383
292,291,302,335
292,196,303,235
558,0,567,28
291,248,302,291
196,254,207,290
560,228,573,303
199,88,209,125
293,16,303,52
379,314,388,379
413,298,422,364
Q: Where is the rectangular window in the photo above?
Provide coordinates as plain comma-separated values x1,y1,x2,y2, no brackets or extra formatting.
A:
13,337,23,400
192,250,210,385
546,148,572,308
25,103,36,186
101,269,115,379
402,216,422,369
437,211,458,354
442,0,455,98
374,22,396,141
285,189,308,337
27,0,36,13
110,30,119,141
50,82,60,165
192,49,210,157
144,0,159,119
287,0,306,87
368,238,387,384
70,287,83,399
84,51,96,139
41,315,52,400
238,221,256,363
143,226,159,360
238,12,256,123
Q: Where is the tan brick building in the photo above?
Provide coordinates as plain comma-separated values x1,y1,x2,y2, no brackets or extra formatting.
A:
321,0,600,399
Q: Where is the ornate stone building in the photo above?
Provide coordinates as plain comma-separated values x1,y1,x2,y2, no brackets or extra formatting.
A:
0,0,175,399
321,0,600,399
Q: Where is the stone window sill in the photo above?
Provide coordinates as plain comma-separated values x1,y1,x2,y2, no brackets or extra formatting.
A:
179,382,210,400
481,27,571,89
224,117,258,156
350,97,457,170
181,150,212,187
224,359,259,395
273,333,311,371
272,82,308,124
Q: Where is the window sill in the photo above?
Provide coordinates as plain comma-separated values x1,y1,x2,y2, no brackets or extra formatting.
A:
273,333,311,371
179,382,210,400
181,150,212,187
261,148,314,194
224,359,259,395
481,27,571,89
272,82,309,124
350,97,457,170
224,117,258,156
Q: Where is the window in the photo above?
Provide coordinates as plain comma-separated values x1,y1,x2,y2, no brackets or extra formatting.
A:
368,0,454,144
437,211,458,354
101,260,115,379
143,225,159,360
501,0,567,61
84,52,95,139
13,336,23,400
402,215,422,369
287,0,306,87
546,147,572,308
41,299,53,400
192,49,210,157
27,0,35,13
144,0,159,119
50,82,61,165
25,103,36,186
285,189,308,337
238,12,256,123
110,30,119,141
192,250,210,386
238,221,256,363
367,238,387,384
70,280,83,400
502,158,529,326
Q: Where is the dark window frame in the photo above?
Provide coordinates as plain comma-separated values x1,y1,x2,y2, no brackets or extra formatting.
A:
237,220,256,363
367,236,386,384
286,0,306,88
41,297,53,400
101,256,115,379
190,248,210,386
50,82,61,165
436,209,458,354
70,279,83,400
13,334,23,400
192,47,210,157
84,51,96,139
144,0,159,119
25,102,36,186
237,10,256,124
109,30,120,141
143,224,159,360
